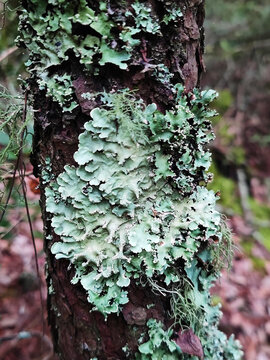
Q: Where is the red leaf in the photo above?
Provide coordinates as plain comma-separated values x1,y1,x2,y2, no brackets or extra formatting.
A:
174,328,204,359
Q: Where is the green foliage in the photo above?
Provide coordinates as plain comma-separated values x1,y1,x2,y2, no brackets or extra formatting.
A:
241,239,267,272
0,0,25,85
258,227,270,252
249,198,270,221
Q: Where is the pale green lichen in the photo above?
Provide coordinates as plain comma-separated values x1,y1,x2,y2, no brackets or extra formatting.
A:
162,4,183,25
19,0,187,112
136,319,181,359
135,317,242,360
18,0,185,112
44,87,243,357
18,0,145,109
45,87,223,316
39,157,54,185
153,64,174,86
38,73,78,112
127,1,161,34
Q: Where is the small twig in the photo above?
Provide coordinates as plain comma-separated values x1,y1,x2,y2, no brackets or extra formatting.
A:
2,170,33,179
236,168,253,225
0,1,21,30
17,91,45,338
0,216,23,237
0,138,22,223
0,330,32,344
0,1,7,30
237,167,269,247
0,330,53,360
0,46,18,62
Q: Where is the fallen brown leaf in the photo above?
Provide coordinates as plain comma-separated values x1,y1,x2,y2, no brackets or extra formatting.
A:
174,328,204,359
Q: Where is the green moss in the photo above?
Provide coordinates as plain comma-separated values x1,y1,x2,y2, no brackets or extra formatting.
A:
211,295,222,306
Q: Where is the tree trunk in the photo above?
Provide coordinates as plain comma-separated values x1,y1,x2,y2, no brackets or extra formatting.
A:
18,1,242,359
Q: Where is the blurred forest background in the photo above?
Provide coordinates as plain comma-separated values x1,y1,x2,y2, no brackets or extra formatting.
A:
0,0,270,359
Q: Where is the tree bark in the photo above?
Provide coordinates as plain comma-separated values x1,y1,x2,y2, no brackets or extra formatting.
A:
20,1,208,359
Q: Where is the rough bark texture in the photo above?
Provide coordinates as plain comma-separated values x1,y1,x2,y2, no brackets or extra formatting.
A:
29,1,205,359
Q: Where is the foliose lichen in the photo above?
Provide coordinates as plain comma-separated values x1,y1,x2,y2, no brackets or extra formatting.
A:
45,86,220,314
136,319,181,359
17,0,173,110
44,85,243,358
127,1,161,34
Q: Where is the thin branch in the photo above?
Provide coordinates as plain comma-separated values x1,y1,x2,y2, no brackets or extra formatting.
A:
17,91,45,337
236,168,253,225
0,46,18,62
237,168,269,248
0,330,53,360
0,137,22,223
2,170,33,179
0,217,23,237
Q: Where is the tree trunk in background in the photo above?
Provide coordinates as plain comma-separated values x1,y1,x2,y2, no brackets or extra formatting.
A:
20,1,205,359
